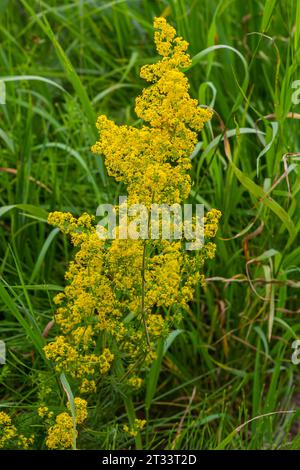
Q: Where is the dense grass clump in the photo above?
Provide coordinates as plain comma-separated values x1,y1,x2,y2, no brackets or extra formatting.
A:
0,0,300,450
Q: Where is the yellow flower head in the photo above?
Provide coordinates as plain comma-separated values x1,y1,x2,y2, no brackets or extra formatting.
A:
45,18,220,410
91,18,212,207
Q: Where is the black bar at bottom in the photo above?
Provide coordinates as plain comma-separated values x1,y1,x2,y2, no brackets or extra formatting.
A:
1,450,300,467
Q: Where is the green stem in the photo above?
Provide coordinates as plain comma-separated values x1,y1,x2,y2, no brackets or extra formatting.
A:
141,241,150,347
114,355,142,449
124,395,143,450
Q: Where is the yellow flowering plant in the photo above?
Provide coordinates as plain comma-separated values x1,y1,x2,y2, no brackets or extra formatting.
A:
42,17,221,449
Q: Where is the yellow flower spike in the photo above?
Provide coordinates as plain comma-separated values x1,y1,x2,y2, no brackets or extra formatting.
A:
44,19,220,426
92,18,212,207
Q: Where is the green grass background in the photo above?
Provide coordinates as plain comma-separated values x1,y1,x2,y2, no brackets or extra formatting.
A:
0,0,300,449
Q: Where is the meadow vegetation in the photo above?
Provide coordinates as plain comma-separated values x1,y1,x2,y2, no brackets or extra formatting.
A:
0,0,300,450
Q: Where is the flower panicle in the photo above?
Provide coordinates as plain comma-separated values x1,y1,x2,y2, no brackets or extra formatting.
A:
40,18,220,451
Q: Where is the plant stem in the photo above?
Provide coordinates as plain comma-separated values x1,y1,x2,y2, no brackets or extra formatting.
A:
141,241,150,347
114,355,142,450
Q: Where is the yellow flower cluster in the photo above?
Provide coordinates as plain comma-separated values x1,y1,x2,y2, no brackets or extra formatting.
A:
46,210,211,383
44,397,88,450
44,17,220,437
128,377,144,390
46,412,74,450
68,397,88,424
0,411,34,449
38,406,54,420
91,17,212,207
123,418,147,438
